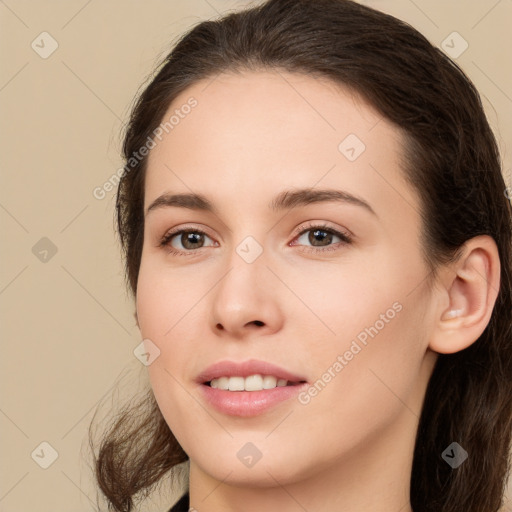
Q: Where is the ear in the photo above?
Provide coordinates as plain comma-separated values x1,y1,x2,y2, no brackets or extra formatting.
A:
134,309,140,329
429,235,501,354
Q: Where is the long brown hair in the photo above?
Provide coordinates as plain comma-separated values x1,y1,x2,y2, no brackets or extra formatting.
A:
89,0,512,510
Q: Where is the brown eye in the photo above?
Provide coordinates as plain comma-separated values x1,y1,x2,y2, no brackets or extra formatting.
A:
307,228,335,247
160,228,216,256
292,224,352,253
178,231,205,249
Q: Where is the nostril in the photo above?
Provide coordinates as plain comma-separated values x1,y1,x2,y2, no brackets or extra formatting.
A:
253,320,264,326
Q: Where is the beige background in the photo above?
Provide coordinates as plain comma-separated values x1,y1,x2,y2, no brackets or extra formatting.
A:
1,0,511,511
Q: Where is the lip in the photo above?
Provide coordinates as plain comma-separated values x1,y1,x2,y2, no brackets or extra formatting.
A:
200,383,309,417
196,359,309,417
195,359,307,384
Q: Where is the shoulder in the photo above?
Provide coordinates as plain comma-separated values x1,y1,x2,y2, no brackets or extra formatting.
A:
167,492,189,512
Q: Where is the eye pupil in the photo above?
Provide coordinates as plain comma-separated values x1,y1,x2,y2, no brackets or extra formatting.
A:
309,229,332,246
182,231,204,249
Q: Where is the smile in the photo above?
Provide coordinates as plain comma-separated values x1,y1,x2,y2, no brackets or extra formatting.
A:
197,360,309,416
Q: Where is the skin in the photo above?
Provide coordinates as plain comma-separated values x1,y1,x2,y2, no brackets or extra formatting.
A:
135,70,500,511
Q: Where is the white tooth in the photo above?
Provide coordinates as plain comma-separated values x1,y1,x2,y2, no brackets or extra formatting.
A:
228,376,245,391
262,375,277,389
245,374,263,391
210,375,289,391
217,377,229,390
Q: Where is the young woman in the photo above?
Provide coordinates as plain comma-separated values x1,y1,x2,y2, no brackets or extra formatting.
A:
89,1,512,511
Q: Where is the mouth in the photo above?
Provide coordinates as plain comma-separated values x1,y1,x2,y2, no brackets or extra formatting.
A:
197,360,309,417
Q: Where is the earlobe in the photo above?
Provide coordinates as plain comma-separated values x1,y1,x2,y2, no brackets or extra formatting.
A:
429,235,500,354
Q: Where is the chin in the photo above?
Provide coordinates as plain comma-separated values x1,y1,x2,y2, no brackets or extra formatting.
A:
198,460,300,488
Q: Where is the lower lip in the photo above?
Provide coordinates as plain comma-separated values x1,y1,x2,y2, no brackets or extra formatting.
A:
199,382,309,417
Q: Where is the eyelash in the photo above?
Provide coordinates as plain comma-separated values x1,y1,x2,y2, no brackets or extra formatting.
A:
158,223,353,257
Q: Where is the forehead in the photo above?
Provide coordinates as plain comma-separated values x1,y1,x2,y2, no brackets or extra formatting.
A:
149,69,383,162
144,70,416,221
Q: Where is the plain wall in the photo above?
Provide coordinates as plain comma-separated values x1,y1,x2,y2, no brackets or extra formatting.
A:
1,0,511,510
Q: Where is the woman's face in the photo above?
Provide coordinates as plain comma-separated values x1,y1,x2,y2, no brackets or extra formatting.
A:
136,70,438,487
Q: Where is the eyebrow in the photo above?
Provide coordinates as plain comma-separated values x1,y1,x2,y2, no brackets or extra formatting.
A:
145,188,377,217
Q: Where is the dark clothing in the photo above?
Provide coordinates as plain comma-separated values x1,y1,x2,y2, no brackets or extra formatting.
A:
168,492,189,512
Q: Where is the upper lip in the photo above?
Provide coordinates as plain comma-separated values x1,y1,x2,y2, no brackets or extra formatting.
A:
196,359,307,384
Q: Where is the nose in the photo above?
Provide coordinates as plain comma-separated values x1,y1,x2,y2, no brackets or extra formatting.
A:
209,251,284,340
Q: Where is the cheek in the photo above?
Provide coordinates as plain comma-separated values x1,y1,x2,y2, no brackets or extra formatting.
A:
136,265,181,396
136,260,162,337
304,280,432,436
135,256,207,339
302,252,431,414
291,306,428,473
135,257,208,401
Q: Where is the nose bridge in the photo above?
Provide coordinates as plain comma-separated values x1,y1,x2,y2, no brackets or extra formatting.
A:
210,236,283,335
217,239,267,311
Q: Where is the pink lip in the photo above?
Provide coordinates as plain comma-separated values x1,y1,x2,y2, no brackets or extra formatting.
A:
195,359,307,384
196,359,309,417
200,384,309,417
